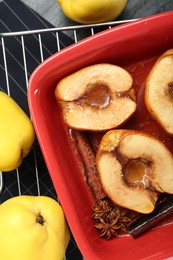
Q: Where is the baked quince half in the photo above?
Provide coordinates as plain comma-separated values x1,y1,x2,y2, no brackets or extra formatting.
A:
145,49,173,135
55,63,136,131
96,129,173,214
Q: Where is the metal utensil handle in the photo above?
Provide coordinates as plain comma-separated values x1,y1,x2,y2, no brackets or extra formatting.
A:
0,172,3,194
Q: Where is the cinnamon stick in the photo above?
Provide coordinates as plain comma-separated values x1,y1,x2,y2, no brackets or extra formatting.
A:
72,130,106,201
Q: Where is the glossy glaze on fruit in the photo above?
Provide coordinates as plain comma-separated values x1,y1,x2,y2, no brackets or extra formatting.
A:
64,55,173,226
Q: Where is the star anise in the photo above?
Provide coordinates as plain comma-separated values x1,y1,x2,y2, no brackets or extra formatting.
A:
92,198,131,240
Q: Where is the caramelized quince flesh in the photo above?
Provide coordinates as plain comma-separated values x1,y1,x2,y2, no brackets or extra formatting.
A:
62,55,173,223
55,63,136,131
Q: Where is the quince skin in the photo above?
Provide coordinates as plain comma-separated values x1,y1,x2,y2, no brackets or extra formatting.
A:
0,91,35,171
58,0,128,24
0,196,70,260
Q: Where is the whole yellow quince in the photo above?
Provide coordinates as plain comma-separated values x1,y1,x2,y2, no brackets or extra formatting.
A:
57,0,128,24
0,91,35,171
0,195,70,260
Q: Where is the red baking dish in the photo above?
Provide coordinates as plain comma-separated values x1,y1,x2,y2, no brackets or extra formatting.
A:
28,11,173,260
